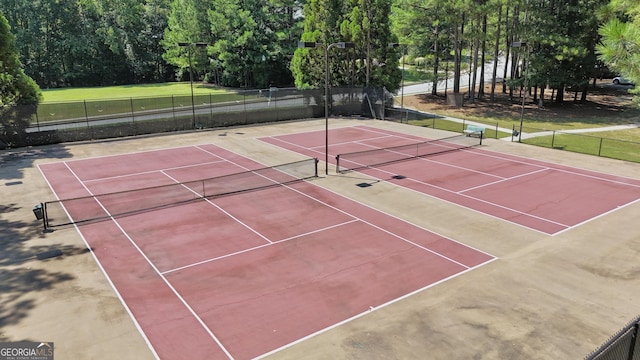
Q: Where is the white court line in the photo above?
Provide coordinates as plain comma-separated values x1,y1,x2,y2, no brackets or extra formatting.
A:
61,162,235,360
263,135,327,158
206,145,496,259
37,163,161,360
331,128,640,234
254,256,498,360
195,145,486,268
458,167,549,193
83,159,227,183
463,145,640,186
39,142,226,165
162,219,359,275
364,157,569,230
42,142,499,360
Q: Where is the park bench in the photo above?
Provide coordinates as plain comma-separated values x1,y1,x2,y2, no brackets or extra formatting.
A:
464,124,485,138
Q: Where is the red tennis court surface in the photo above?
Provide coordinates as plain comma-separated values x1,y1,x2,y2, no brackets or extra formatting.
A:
260,125,640,235
38,144,494,359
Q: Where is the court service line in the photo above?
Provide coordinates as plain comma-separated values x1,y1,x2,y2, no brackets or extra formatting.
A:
463,146,640,187
62,163,235,360
254,256,498,360
553,197,640,236
356,161,569,231
281,184,473,268
83,159,227,183
46,142,226,165
195,146,480,268
458,167,550,193
159,170,274,245
36,164,161,360
263,136,328,159
161,219,360,275
356,125,428,140
343,144,507,181
307,133,409,153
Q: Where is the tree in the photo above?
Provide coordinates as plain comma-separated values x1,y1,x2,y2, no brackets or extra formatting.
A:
0,12,41,147
292,0,400,91
163,0,304,88
597,0,640,104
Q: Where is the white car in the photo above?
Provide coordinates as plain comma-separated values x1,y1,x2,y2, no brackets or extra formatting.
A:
613,76,633,85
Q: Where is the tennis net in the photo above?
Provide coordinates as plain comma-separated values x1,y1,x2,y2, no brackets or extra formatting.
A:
335,134,482,173
40,158,318,230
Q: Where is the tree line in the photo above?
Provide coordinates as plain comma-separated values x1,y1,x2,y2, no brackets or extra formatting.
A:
1,0,639,102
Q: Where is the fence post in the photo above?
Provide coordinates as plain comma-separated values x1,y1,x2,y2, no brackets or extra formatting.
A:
83,100,89,126
551,131,556,149
628,322,640,360
462,119,466,133
42,202,49,232
171,95,177,130
209,93,214,127
130,98,135,122
243,91,248,124
598,137,603,157
495,123,498,139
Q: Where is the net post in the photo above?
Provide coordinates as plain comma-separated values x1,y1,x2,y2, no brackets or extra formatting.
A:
314,158,319,177
335,154,340,173
42,202,49,232
480,131,483,145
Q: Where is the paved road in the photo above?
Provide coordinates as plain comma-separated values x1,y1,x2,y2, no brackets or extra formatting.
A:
395,57,639,139
401,57,508,96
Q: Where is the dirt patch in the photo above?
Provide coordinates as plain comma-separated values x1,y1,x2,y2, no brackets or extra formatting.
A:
401,81,639,126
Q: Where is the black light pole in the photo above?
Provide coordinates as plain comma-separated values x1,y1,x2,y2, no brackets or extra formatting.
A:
298,41,354,175
512,41,529,143
178,42,207,129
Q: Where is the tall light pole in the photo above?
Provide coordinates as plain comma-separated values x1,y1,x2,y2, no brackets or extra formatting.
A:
512,41,529,143
178,42,208,129
298,41,354,175
388,43,406,114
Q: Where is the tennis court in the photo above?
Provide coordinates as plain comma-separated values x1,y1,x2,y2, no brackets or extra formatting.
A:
37,142,495,359
260,125,640,235
4,119,640,359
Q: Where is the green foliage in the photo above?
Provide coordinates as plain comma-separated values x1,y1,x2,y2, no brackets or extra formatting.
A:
290,0,401,90
597,0,640,102
525,0,608,97
0,12,42,146
0,0,634,103
163,0,302,88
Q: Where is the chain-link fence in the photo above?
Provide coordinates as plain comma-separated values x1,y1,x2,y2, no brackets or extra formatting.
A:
1,87,389,148
516,125,640,163
585,315,640,360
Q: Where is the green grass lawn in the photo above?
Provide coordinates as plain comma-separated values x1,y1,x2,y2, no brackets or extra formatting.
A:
524,130,640,163
41,82,229,103
36,83,244,122
408,117,512,139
